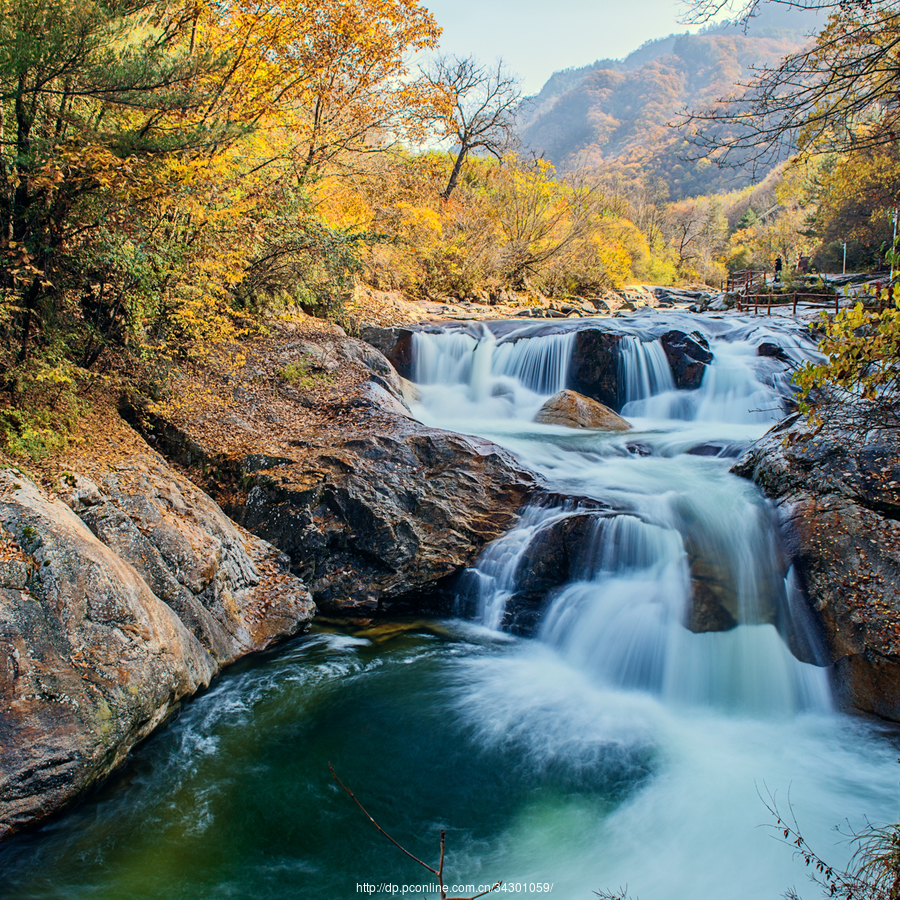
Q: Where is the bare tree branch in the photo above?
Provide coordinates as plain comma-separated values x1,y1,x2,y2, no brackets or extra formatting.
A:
329,763,502,900
424,55,521,201
682,1,900,171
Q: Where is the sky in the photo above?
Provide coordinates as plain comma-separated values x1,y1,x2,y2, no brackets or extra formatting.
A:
420,0,719,95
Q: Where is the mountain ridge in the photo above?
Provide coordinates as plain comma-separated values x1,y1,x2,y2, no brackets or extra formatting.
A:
519,7,821,198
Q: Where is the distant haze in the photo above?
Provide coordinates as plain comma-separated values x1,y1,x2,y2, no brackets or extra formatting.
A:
421,0,820,94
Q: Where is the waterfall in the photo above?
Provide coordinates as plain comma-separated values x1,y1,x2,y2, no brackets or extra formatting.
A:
409,317,832,715
454,503,581,630
619,336,675,406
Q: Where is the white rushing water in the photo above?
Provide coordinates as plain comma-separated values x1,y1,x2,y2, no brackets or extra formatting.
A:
407,314,899,899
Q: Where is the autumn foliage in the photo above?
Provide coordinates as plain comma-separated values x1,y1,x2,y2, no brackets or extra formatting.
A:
0,0,675,438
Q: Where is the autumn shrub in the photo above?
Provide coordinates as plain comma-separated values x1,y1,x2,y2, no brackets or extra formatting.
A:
364,151,648,298
796,293,900,424
0,358,86,460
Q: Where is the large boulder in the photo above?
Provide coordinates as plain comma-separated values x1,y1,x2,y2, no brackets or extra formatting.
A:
534,390,631,431
237,425,536,613
69,457,316,664
660,330,713,390
0,459,314,840
129,327,539,617
566,328,625,410
733,410,900,720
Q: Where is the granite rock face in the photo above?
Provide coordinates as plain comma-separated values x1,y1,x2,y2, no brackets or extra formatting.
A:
733,411,900,720
0,458,314,840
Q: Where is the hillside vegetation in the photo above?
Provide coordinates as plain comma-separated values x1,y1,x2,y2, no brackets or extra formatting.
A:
1,0,898,465
519,9,818,198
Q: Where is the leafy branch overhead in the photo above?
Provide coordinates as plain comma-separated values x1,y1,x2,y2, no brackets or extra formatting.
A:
0,0,442,382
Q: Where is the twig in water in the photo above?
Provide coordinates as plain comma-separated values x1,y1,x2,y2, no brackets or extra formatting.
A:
329,763,502,900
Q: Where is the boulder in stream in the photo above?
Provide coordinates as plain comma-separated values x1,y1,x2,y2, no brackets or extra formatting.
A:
534,390,631,431
565,328,624,410
660,330,713,390
496,511,608,635
237,425,536,613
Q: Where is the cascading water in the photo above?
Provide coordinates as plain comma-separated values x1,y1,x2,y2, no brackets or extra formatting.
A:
412,317,830,715
411,326,576,420
404,314,898,897
618,335,675,408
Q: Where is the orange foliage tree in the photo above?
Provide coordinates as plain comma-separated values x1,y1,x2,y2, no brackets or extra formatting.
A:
0,0,444,387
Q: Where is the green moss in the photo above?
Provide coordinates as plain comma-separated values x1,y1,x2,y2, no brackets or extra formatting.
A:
279,359,334,390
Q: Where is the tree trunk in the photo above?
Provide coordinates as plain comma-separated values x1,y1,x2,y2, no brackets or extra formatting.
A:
441,145,468,201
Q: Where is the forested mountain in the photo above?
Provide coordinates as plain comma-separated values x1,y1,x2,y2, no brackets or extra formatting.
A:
519,8,820,199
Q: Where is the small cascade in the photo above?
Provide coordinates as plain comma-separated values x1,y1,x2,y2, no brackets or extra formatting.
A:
693,341,788,424
465,477,832,714
454,504,579,630
410,327,576,421
411,329,480,386
539,515,689,694
490,332,576,395
621,335,792,425
619,336,675,406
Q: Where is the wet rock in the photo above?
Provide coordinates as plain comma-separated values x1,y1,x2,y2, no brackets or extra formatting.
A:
566,328,625,410
733,410,900,720
0,460,314,840
757,342,790,363
626,443,653,457
500,512,607,635
685,556,738,633
534,390,631,431
660,330,713,390
358,326,417,379
686,442,747,459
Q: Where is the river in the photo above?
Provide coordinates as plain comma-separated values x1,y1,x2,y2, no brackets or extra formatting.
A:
1,312,898,900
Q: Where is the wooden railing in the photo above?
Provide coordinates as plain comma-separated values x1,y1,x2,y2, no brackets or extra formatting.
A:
726,270,768,295
735,292,893,315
